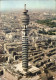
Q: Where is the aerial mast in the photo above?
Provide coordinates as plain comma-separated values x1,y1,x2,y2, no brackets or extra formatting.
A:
55,0,56,13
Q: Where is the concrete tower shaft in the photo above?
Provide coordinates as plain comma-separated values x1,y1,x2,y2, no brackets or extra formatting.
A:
21,4,30,72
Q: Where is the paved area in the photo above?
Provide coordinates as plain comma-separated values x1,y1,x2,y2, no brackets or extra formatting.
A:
0,77,7,80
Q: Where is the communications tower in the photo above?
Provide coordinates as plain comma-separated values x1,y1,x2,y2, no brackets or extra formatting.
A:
21,4,30,72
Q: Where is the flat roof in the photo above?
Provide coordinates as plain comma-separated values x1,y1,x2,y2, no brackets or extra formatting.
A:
14,62,40,74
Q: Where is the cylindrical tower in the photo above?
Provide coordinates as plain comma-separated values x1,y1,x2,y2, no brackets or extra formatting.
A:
21,4,30,72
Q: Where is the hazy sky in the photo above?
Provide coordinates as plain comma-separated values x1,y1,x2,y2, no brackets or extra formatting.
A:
0,0,56,11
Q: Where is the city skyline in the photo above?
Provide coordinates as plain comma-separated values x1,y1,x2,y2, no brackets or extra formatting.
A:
0,0,55,11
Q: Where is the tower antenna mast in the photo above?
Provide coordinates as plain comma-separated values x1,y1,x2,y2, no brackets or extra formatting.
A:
24,4,26,10
55,0,56,13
